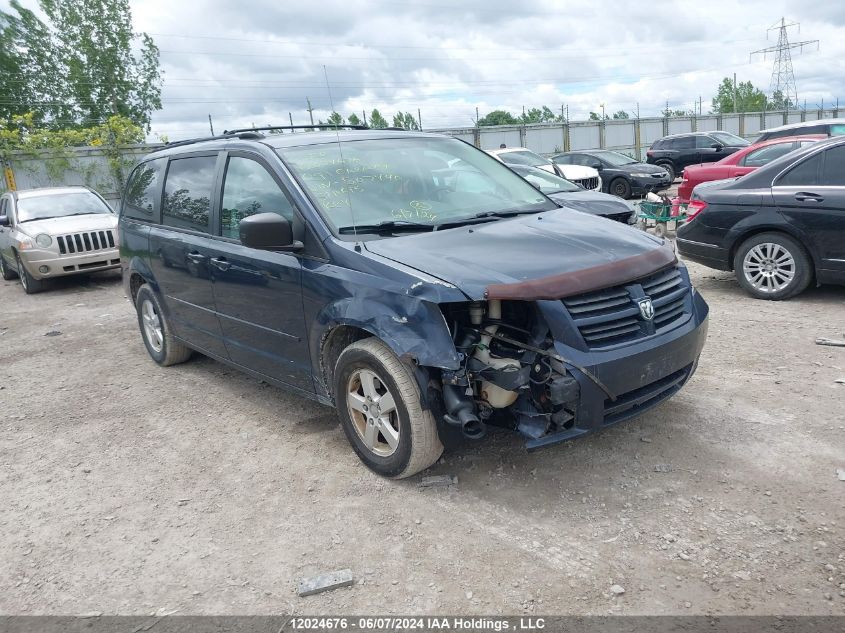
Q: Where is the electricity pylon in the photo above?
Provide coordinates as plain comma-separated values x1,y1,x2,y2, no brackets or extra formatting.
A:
751,18,818,110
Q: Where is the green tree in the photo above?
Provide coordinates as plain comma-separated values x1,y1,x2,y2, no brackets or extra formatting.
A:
369,109,388,129
711,77,767,114
588,111,609,121
661,107,694,117
326,111,344,127
392,111,419,130
477,109,519,126
0,0,162,130
768,90,794,111
519,106,556,124
347,113,361,126
612,110,629,119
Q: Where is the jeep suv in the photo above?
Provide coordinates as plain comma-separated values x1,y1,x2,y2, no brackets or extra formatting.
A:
646,132,749,182
119,127,709,478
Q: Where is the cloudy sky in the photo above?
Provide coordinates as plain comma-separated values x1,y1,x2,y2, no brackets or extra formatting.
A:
7,0,845,139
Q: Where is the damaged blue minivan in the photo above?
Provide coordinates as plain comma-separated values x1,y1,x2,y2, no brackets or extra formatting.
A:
119,127,709,478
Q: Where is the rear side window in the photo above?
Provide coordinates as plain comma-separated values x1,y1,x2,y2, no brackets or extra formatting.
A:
672,136,695,150
162,156,217,233
221,156,295,239
820,145,845,185
123,159,164,222
778,152,822,186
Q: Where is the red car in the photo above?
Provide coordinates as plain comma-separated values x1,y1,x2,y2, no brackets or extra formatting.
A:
677,135,824,204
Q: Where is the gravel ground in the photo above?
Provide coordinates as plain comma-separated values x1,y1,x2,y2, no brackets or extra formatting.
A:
0,255,843,616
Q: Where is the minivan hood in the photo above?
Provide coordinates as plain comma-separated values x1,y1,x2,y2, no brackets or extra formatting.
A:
364,210,672,300
17,213,117,236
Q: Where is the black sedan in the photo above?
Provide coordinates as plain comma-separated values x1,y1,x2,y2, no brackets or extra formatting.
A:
508,165,636,223
677,136,845,300
552,150,671,199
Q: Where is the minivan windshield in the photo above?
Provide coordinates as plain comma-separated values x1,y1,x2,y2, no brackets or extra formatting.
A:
17,190,112,223
279,137,555,233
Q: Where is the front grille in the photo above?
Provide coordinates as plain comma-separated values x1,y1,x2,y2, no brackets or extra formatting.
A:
561,266,690,348
57,230,115,255
573,176,599,190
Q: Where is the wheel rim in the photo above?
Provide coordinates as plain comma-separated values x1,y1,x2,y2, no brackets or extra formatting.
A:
613,181,628,197
17,257,27,290
346,368,400,457
141,299,164,353
742,242,796,293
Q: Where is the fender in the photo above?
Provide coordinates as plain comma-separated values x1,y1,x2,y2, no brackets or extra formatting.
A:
310,293,461,374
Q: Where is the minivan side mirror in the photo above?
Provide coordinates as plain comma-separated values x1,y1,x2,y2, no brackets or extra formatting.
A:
0,215,8,227
239,213,302,251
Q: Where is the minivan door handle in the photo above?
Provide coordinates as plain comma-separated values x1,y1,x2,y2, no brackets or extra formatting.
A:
794,192,824,203
185,252,207,263
209,257,231,272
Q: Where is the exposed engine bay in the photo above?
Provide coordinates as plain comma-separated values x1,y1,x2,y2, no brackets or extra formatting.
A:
439,300,581,444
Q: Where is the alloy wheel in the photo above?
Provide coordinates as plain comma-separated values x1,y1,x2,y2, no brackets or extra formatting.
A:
141,299,164,353
742,242,796,294
346,368,400,457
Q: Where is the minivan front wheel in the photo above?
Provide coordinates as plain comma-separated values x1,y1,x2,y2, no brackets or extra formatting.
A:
334,338,443,479
135,285,193,365
734,232,812,300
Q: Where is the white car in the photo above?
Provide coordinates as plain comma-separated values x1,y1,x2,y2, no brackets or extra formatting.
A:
0,187,119,294
487,147,602,191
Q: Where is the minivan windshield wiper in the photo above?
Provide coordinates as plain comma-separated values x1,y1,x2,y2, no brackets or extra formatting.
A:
337,220,436,235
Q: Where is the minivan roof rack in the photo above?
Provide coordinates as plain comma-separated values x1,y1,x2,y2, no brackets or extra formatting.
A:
150,132,253,152
223,124,370,134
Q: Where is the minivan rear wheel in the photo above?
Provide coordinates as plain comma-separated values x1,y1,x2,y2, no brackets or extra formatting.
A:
135,285,193,365
734,232,812,300
334,337,443,479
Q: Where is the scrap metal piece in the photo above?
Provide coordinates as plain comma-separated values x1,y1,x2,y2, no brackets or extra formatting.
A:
297,569,354,597
419,475,458,488
815,337,845,348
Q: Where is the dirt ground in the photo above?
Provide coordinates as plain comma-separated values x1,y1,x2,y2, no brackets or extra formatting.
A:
1,253,843,616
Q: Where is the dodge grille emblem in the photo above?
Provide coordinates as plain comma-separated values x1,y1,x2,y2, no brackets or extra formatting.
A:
638,297,655,321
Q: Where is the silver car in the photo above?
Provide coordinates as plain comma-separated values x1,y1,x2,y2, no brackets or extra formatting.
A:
0,187,119,294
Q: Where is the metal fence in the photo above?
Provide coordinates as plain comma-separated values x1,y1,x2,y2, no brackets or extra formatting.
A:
433,108,843,159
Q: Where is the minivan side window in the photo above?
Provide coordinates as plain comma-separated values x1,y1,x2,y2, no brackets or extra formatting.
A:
820,145,845,186
124,158,165,222
778,152,822,186
162,156,217,233
221,157,295,239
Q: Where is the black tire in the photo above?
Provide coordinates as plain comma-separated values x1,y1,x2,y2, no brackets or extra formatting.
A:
0,254,16,281
657,162,675,182
733,232,812,300
16,254,44,294
609,177,632,199
334,337,443,479
135,284,193,366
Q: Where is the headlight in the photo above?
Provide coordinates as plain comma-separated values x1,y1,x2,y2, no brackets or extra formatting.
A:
35,233,52,248
17,234,34,250
629,172,648,178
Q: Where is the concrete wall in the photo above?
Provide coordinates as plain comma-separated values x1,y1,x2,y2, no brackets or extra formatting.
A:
433,108,842,160
2,144,161,208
